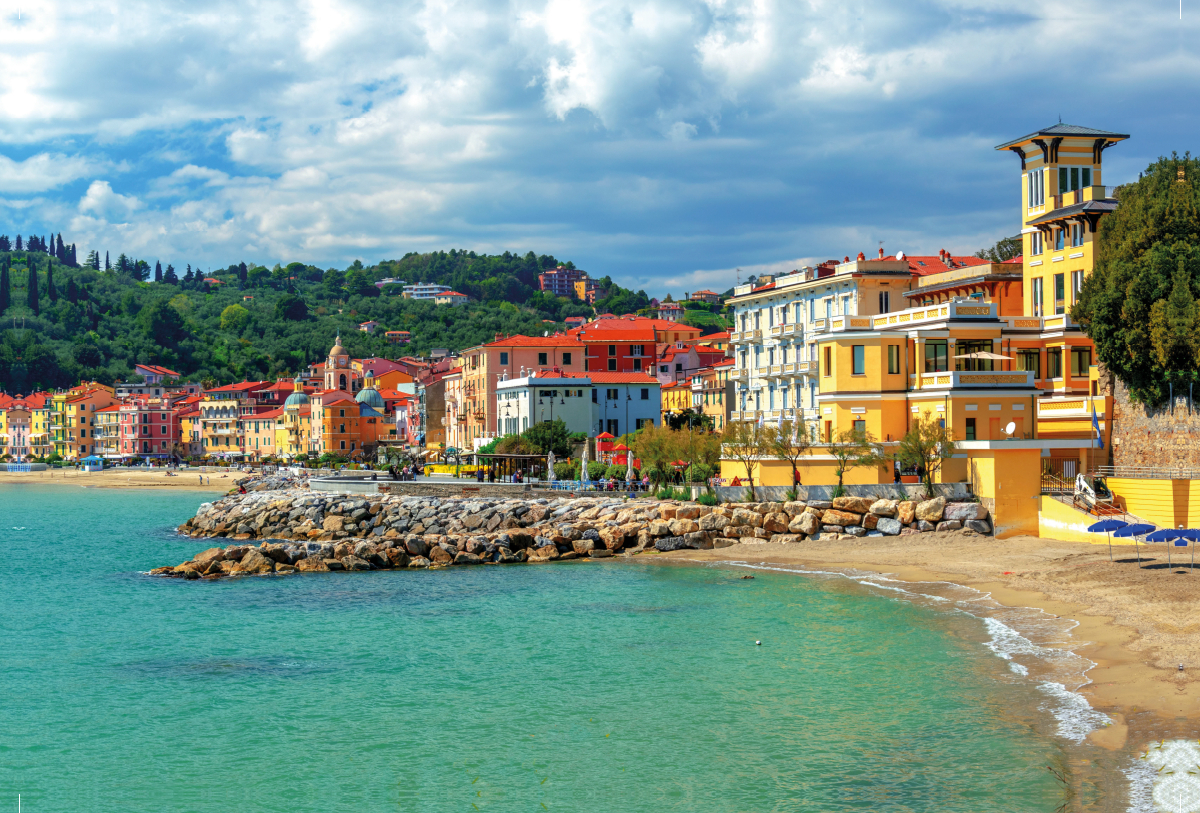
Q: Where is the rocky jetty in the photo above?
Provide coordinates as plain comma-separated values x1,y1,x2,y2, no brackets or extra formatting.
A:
154,491,992,579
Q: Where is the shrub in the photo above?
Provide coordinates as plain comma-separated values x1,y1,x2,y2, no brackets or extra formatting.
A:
697,492,718,507
586,461,607,480
685,463,713,483
553,461,578,480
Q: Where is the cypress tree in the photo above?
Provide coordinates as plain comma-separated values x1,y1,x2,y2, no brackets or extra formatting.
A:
46,257,56,302
56,233,65,260
104,251,110,271
0,259,9,314
27,262,38,315
67,277,78,303
154,260,163,282
69,243,77,266
16,235,22,251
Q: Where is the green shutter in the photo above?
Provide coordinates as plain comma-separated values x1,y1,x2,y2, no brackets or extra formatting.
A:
1059,167,1068,193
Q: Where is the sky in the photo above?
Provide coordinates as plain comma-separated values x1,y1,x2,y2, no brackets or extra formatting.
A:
0,0,1195,298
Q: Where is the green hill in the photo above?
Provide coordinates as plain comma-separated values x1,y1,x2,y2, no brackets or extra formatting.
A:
0,248,651,393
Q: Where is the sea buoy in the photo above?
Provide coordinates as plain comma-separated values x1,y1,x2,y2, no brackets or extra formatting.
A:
755,640,761,646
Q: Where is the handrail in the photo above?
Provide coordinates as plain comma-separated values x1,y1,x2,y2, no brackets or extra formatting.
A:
1095,465,1200,480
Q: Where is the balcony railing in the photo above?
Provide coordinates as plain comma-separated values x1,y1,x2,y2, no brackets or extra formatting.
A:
917,370,1036,389
769,326,783,337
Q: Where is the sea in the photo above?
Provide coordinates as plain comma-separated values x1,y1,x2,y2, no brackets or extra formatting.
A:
0,485,1160,811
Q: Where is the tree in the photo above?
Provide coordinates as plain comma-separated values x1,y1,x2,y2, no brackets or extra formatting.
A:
665,407,714,431
274,293,308,321
15,235,22,251
86,250,100,270
104,251,110,271
632,421,685,489
974,235,1022,263
46,258,56,302
768,419,813,497
138,300,188,346
154,261,163,283
722,420,769,501
163,264,178,284
0,260,8,315
220,303,251,331
521,418,572,456
896,415,957,499
0,235,9,251
679,426,721,485
1074,155,1200,404
27,263,38,315
826,427,882,497
66,277,78,303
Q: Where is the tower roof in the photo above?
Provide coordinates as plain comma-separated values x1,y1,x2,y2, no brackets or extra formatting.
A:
329,333,347,358
995,124,1129,151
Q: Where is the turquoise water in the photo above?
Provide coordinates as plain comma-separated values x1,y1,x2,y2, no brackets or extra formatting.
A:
1,486,1072,811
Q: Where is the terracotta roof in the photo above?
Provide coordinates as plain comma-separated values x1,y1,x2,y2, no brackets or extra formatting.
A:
136,364,181,377
561,372,661,384
692,290,718,296
699,331,730,341
205,380,270,393
322,396,358,407
901,255,989,276
254,407,285,419
95,404,121,413
440,291,467,297
482,335,584,348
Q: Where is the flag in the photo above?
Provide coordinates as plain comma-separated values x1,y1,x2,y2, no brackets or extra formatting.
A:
1091,402,1104,449
757,413,764,429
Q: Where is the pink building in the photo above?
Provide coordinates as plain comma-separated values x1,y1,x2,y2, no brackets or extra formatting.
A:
119,398,184,458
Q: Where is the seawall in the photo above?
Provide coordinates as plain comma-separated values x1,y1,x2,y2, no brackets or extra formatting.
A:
156,491,993,578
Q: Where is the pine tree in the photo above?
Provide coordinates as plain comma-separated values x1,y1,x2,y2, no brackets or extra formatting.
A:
46,257,56,302
154,260,163,282
105,251,110,271
27,263,38,315
0,235,9,252
164,263,178,284
184,264,193,283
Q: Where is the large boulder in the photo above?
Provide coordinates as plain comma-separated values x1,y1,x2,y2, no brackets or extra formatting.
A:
191,547,225,565
832,496,874,514
944,502,988,522
915,496,945,523
936,520,962,532
386,549,411,568
429,546,453,565
342,555,372,571
783,501,808,517
668,518,699,536
821,509,861,527
527,544,560,561
896,501,916,525
770,534,801,544
699,513,729,531
731,508,761,528
794,512,821,536
843,526,867,537
655,536,691,551
405,536,429,557
916,520,936,532
861,513,879,530
869,499,898,517
296,557,330,572
966,518,992,535
233,548,275,574
573,538,596,556
763,512,790,534
876,517,902,536
408,556,431,568
322,515,344,533
453,552,483,565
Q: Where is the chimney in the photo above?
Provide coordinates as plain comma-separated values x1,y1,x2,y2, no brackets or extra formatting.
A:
494,332,502,342
878,247,885,259
844,256,850,263
856,251,866,261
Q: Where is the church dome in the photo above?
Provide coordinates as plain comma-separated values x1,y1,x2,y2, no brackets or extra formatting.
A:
355,386,385,411
328,333,347,359
284,390,310,407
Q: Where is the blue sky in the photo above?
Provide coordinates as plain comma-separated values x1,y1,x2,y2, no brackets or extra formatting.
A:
0,0,1193,297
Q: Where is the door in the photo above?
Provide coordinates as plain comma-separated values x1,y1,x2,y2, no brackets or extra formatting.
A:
988,417,1001,440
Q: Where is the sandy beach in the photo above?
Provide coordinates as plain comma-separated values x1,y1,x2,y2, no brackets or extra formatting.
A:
0,468,233,492
656,532,1200,750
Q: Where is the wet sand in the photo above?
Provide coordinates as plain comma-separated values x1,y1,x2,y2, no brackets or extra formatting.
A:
654,532,1200,749
0,469,232,492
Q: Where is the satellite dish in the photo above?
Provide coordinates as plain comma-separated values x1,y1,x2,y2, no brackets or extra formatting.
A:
1004,421,1016,437
895,250,905,260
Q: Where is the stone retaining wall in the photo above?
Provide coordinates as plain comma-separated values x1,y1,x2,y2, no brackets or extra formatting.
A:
1111,378,1200,470
154,490,993,579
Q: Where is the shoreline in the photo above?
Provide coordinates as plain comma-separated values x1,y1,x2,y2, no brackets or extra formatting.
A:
652,537,1200,752
0,470,233,492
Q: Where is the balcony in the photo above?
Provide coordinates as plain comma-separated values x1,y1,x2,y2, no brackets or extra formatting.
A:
769,326,783,337
1036,396,1105,419
768,365,782,376
917,370,1036,389
782,324,799,336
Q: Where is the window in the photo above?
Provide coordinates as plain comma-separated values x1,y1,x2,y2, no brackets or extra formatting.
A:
965,418,976,440
825,299,832,320
1047,348,1063,378
640,388,650,400
538,352,548,366
607,345,617,357
851,345,865,375
888,345,901,375
1028,168,1045,207
340,440,346,449
1032,277,1044,318
339,424,345,433
1071,224,1084,247
767,348,775,365
339,409,345,418
842,296,850,315
500,352,509,365
608,358,617,371
592,389,598,403
823,346,832,377
1071,347,1092,377
632,359,642,372
754,312,761,329
1071,270,1084,305
879,291,889,313
607,388,618,400
852,419,866,434
635,418,652,429
924,341,948,373
956,339,994,371
1054,229,1065,251
562,352,572,365
1016,349,1041,378
809,300,815,321
631,345,644,357
1054,273,1065,314
1031,232,1044,256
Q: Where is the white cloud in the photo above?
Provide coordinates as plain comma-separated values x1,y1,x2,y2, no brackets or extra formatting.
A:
0,0,1191,292
0,152,99,192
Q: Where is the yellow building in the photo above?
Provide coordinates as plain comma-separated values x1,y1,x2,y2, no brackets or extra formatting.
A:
276,380,314,459
51,385,116,460
660,378,694,425
692,358,734,430
721,123,1129,536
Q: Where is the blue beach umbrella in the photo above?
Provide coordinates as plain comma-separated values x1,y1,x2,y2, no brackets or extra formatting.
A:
1088,518,1127,562
1147,528,1183,569
1113,523,1155,565
1179,529,1200,570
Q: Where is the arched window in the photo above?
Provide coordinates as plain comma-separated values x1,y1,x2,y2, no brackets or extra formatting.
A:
339,374,347,390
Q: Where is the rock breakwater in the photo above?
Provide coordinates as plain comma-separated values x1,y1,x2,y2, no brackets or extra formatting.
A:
154,491,993,578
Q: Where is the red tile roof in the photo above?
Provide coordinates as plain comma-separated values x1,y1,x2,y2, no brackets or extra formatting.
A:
896,254,990,276
561,372,661,384
482,335,584,348
136,364,180,377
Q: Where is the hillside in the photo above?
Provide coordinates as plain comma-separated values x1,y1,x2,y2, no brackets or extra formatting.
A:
0,247,651,393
